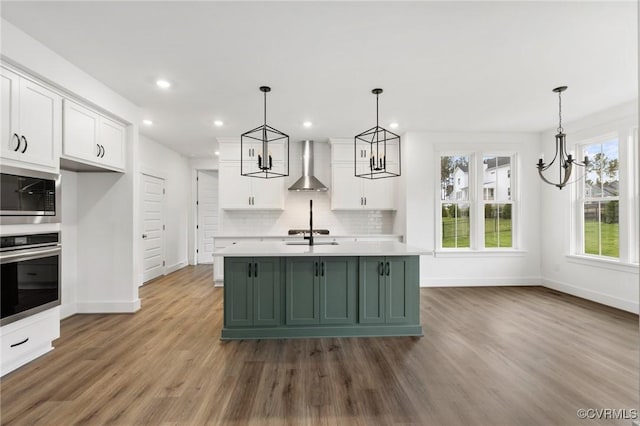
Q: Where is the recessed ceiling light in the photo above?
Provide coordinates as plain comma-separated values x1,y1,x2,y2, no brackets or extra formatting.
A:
156,79,171,89
214,151,220,156
389,122,399,129
214,120,224,127
143,119,153,126
303,121,313,128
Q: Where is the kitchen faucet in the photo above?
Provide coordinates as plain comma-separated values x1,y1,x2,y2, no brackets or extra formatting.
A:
304,199,314,246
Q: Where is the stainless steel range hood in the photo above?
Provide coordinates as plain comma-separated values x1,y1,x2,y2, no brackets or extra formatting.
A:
288,140,328,192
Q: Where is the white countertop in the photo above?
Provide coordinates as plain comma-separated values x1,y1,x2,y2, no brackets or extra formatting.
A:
214,234,402,239
213,241,430,257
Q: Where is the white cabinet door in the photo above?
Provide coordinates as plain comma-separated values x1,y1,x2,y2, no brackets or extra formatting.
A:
252,174,284,209
219,162,253,209
99,117,125,170
17,78,60,170
362,173,397,210
331,163,364,210
1,68,20,160
63,100,100,161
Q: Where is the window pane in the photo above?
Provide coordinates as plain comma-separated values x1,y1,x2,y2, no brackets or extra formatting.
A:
584,201,600,255
584,139,619,198
441,156,469,201
442,203,470,248
600,200,619,257
484,203,512,248
483,156,511,201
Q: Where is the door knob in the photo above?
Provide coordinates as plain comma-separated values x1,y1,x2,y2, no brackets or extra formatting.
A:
142,234,147,239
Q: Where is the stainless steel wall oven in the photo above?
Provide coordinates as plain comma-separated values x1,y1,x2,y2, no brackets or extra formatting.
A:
0,232,61,326
0,166,61,224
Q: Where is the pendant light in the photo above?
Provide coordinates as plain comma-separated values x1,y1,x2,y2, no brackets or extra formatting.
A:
536,86,588,189
354,88,401,179
241,86,289,179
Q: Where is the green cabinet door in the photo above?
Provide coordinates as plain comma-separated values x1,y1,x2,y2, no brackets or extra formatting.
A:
385,256,418,324
359,256,386,324
319,257,357,325
224,257,282,327
224,258,253,327
253,257,282,326
285,257,320,325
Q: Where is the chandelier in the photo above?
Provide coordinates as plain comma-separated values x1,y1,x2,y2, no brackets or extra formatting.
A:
354,88,401,179
241,86,289,179
536,86,588,189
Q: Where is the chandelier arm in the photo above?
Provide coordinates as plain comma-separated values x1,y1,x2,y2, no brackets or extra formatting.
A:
560,162,573,187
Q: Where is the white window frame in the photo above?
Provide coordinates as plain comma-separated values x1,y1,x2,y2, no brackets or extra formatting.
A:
436,150,518,252
575,133,620,259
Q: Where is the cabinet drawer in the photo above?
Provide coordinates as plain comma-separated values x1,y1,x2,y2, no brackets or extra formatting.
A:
1,308,60,374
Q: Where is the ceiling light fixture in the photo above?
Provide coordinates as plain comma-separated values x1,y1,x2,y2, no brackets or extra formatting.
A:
156,79,171,89
389,122,399,129
536,86,589,189
354,88,401,179
214,151,220,156
214,120,224,127
143,119,153,126
303,121,313,128
240,86,289,179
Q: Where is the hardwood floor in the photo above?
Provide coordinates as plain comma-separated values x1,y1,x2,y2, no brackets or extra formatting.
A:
1,265,637,425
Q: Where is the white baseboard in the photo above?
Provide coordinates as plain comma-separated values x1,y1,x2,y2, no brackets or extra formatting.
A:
421,276,541,287
76,298,141,314
59,303,78,319
543,278,639,314
165,260,187,275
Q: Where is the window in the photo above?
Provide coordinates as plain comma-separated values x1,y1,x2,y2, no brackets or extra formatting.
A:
439,153,516,250
579,138,619,258
441,155,470,248
483,156,513,248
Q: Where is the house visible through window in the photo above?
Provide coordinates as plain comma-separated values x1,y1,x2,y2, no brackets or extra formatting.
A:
483,156,513,248
580,138,619,258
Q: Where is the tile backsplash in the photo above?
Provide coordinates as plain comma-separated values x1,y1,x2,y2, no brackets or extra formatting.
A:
221,192,395,235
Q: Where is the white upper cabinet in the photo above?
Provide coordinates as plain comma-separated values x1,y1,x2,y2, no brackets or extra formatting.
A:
329,139,397,210
1,67,61,172
62,99,125,171
218,161,284,210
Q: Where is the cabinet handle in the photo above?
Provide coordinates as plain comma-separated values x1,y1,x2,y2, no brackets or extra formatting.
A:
254,262,258,277
385,262,390,276
12,133,20,152
97,144,101,157
321,261,325,276
248,263,252,277
20,136,27,153
101,145,105,158
378,261,384,276
315,261,319,277
364,197,367,206
248,196,251,205
360,197,363,206
10,337,28,348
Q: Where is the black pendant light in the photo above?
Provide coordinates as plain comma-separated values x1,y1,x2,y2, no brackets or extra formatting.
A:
241,86,289,179
354,88,401,179
536,86,588,189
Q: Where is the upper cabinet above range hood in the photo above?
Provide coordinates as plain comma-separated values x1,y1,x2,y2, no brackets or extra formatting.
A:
288,140,328,192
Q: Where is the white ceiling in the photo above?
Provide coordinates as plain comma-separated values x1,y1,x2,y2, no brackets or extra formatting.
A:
1,1,637,157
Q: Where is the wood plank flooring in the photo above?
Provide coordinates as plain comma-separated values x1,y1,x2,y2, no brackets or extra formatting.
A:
1,265,637,425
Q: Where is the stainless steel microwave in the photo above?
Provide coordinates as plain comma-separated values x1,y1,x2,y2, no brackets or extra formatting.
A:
0,166,61,224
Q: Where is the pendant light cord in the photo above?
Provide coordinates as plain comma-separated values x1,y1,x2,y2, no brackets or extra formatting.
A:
264,90,267,126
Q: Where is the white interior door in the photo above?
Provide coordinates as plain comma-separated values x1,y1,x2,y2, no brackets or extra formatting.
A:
197,170,219,264
142,173,165,283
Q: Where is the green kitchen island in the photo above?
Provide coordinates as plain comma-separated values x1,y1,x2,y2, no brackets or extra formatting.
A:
213,241,428,340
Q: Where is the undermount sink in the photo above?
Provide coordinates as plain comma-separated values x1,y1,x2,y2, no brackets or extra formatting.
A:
285,241,339,246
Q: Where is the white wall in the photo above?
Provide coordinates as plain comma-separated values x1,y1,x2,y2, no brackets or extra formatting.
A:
400,131,542,287
539,101,639,313
60,170,78,319
2,19,142,313
139,135,191,281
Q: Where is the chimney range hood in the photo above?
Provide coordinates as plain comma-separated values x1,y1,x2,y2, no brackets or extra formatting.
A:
288,140,328,192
